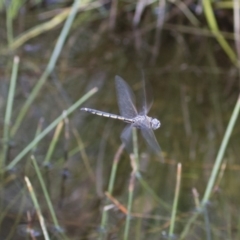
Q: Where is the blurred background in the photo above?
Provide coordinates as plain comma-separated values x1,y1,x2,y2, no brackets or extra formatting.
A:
0,0,240,239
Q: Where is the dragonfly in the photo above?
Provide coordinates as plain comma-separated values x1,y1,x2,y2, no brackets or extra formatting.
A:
80,75,161,153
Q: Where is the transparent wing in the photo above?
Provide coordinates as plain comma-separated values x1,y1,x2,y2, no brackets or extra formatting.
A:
115,76,138,118
120,125,134,153
140,127,161,153
139,73,153,115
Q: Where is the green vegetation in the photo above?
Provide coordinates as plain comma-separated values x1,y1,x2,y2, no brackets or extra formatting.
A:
0,0,239,239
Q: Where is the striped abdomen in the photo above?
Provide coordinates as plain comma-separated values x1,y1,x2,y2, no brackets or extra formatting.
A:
80,108,133,124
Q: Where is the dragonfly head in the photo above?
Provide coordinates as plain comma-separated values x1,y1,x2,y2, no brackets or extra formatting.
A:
151,118,160,130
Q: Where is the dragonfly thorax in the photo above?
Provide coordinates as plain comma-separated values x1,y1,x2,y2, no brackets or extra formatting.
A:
131,115,160,130
150,118,160,130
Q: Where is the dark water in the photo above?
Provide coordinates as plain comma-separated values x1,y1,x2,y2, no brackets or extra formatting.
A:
0,4,239,239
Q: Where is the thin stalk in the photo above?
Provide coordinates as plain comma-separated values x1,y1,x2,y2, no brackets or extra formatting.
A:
133,128,169,210
6,4,13,46
96,121,113,197
131,128,147,238
168,0,200,26
24,176,50,240
201,95,240,205
123,128,139,239
214,1,235,8
10,0,82,137
132,128,139,169
203,0,238,65
63,115,70,164
192,188,200,209
109,148,125,193
233,0,240,60
180,95,240,239
169,163,182,237
136,173,170,210
179,213,199,240
1,56,19,167
124,154,137,240
31,156,68,239
9,1,102,51
73,129,95,182
43,120,64,166
5,87,97,171
203,206,212,240
99,144,124,239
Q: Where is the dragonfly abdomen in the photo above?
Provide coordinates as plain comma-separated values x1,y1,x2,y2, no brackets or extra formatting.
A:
80,108,133,123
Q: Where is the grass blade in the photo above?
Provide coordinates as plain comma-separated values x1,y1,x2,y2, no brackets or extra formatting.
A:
10,0,82,137
1,56,19,167
201,95,240,205
43,120,64,166
169,163,182,237
24,176,50,240
6,87,98,171
180,95,240,239
99,144,124,239
31,156,68,239
124,154,137,240
203,0,238,65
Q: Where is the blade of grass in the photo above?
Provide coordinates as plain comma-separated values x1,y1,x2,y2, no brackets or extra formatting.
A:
1,56,19,168
31,156,68,239
169,163,182,237
203,206,212,240
201,95,240,205
73,129,95,182
180,95,240,239
24,176,50,240
192,188,200,209
233,0,240,59
5,87,98,171
214,1,235,9
132,128,139,169
99,144,124,239
107,144,125,196
9,8,71,51
133,128,169,210
124,153,137,240
123,128,138,240
96,121,114,197
203,0,238,65
8,1,103,51
136,174,170,209
6,3,13,46
168,0,200,26
43,120,64,166
10,0,82,137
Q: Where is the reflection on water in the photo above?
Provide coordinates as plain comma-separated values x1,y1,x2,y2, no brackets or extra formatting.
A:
0,6,239,239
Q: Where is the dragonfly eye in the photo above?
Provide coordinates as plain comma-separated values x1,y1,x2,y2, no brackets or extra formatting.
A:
151,118,160,130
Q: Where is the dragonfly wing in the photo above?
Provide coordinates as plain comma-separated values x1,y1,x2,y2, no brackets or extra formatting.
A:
140,126,161,153
115,76,138,118
120,125,134,153
139,73,153,115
